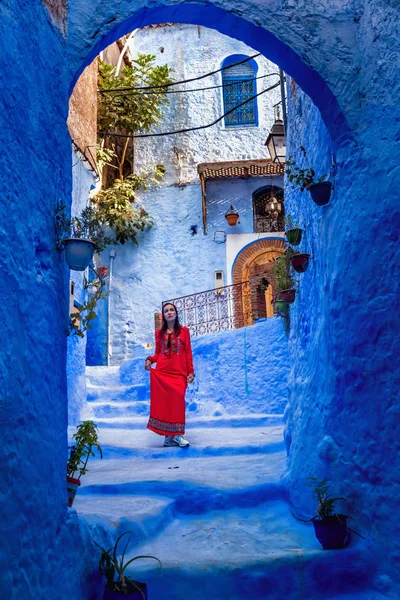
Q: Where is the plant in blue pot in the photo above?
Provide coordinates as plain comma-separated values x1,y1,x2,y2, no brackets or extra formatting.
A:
291,478,364,549
285,146,332,206
95,532,161,599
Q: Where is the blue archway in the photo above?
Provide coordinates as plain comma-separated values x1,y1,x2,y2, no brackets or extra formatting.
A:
68,2,350,143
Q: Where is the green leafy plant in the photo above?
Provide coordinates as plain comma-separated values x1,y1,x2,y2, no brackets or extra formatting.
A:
67,421,103,480
291,478,364,535
285,146,327,191
95,531,161,598
284,215,302,230
91,166,164,246
68,285,108,338
272,251,295,294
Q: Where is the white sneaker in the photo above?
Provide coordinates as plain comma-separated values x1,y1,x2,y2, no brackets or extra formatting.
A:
163,436,178,447
172,435,190,448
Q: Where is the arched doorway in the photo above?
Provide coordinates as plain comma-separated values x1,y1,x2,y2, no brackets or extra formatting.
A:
232,238,286,326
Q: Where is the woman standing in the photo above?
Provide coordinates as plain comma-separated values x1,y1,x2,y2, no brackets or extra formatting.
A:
145,303,195,447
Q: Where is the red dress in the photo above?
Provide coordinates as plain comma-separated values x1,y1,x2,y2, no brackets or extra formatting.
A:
146,326,194,436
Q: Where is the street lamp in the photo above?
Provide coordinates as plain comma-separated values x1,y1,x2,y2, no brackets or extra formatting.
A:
265,105,286,163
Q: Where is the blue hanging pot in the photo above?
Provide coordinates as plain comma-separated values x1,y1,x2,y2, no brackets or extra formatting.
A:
306,182,333,206
64,238,96,271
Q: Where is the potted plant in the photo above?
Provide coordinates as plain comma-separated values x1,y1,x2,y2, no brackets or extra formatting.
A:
55,204,111,271
284,215,303,246
286,146,332,206
224,205,240,226
64,207,112,271
291,478,364,550
272,253,296,305
67,420,103,507
95,532,161,599
289,251,311,273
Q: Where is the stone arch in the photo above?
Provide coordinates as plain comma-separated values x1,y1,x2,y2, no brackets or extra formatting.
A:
67,2,351,143
232,238,286,325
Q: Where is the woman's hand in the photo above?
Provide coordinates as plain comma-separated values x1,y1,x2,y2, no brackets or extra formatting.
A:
144,359,152,371
187,373,195,384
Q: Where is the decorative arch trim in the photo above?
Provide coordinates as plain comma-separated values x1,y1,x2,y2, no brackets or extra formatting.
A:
231,237,286,284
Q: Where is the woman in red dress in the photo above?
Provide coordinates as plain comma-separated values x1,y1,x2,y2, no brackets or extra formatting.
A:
145,303,195,447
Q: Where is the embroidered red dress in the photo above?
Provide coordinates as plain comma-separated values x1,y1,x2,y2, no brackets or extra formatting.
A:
146,326,194,436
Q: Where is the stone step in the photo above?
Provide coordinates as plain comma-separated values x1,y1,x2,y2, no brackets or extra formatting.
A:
90,400,150,418
85,365,121,387
92,413,283,430
115,501,374,600
86,383,148,403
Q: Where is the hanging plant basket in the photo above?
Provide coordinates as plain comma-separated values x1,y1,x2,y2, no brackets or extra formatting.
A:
64,238,96,271
67,476,81,507
313,515,348,550
224,205,240,226
272,299,289,316
306,182,332,206
278,288,296,304
104,582,148,600
285,228,303,246
290,253,310,273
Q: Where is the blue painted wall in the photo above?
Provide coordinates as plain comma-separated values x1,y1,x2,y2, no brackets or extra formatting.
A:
0,2,100,598
2,0,400,598
67,151,97,424
282,45,400,592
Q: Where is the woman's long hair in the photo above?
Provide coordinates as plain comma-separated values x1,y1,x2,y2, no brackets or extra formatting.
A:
160,302,182,335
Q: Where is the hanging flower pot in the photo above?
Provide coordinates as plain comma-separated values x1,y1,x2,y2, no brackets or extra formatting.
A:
306,182,332,206
67,476,81,507
313,516,348,550
278,288,296,304
225,205,240,226
272,298,288,316
290,253,310,273
285,228,303,246
64,238,96,271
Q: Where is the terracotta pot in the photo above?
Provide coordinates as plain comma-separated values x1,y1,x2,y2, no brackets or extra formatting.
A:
67,476,81,507
306,182,332,206
278,288,296,304
313,515,348,550
290,253,310,273
226,215,239,226
64,238,96,271
285,228,303,246
224,205,240,226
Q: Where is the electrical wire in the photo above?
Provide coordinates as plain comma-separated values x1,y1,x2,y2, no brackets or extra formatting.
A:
98,52,261,94
103,73,280,98
99,80,280,139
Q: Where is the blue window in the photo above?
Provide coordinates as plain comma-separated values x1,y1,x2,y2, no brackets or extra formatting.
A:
222,55,258,127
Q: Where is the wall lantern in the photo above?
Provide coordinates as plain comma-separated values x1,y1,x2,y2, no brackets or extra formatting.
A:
265,107,286,163
267,195,282,216
225,205,240,226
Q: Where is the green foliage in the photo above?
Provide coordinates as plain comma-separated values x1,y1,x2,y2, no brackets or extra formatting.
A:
94,55,173,247
91,165,165,246
284,214,301,230
95,532,161,597
272,252,295,293
68,285,108,338
285,146,327,191
98,56,173,135
67,421,102,480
